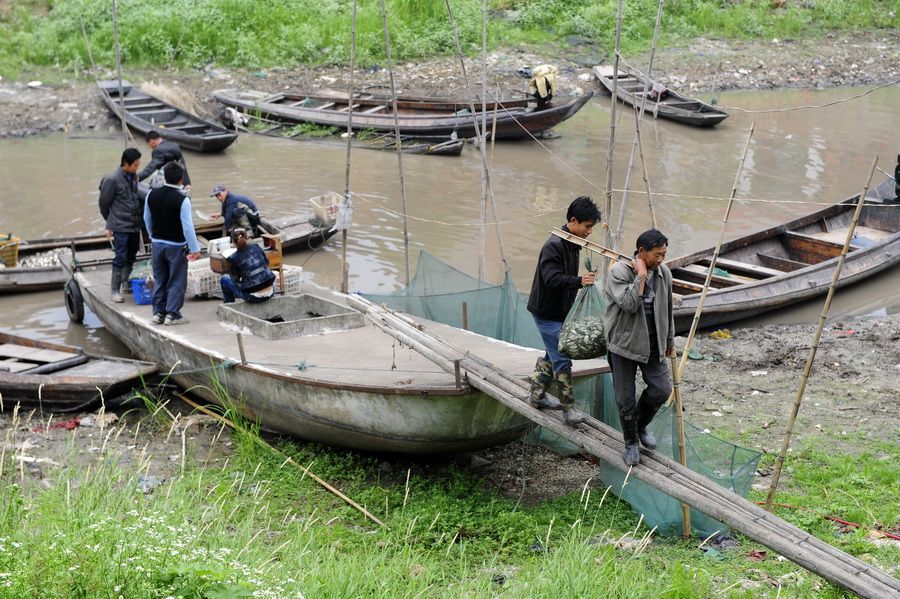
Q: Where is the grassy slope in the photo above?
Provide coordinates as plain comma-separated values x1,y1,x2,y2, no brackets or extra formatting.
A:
0,1,897,77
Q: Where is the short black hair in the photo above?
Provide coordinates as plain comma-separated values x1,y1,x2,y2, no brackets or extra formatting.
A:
146,130,162,142
636,229,668,252
121,147,141,166
566,196,601,223
163,161,184,184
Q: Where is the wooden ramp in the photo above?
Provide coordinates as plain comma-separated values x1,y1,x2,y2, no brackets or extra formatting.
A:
347,296,899,599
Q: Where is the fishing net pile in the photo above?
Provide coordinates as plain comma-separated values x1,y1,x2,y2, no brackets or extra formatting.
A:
362,251,761,537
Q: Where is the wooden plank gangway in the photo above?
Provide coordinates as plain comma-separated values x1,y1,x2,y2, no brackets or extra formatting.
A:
347,295,900,599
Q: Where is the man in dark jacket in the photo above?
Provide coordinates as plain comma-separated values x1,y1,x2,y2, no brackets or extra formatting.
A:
210,185,262,237
143,162,201,325
603,229,675,466
527,196,601,426
219,228,276,304
138,131,191,190
99,147,142,303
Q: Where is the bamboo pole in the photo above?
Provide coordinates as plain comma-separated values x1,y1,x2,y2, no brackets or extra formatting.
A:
670,354,690,537
111,0,128,148
675,123,755,383
603,0,625,274
346,296,900,598
478,0,488,280
614,0,664,249
764,156,879,512
379,0,410,285
176,393,385,528
444,0,510,275
340,1,358,295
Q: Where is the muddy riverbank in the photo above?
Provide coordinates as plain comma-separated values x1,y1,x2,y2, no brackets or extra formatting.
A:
0,31,897,138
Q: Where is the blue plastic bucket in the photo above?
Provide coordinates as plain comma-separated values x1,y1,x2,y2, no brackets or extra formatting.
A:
130,278,153,305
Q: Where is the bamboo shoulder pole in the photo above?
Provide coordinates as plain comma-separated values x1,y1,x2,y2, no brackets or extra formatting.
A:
379,0,411,285
764,157,879,511
176,393,385,528
675,123,755,383
613,0,664,248
670,355,690,537
340,1,358,294
111,0,128,148
603,0,625,273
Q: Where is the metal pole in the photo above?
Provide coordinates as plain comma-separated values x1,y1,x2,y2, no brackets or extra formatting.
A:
341,0,358,295
765,156,879,511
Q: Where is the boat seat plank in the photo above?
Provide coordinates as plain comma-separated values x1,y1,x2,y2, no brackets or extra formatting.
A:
698,257,781,279
62,360,139,377
0,344,73,362
672,278,715,293
121,102,165,110
336,104,361,112
361,105,387,114
313,101,336,110
677,264,753,286
0,359,40,373
756,253,809,273
783,231,856,264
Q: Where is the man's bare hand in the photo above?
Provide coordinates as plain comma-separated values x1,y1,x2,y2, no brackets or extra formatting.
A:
666,345,675,358
631,257,648,279
208,213,221,220
187,252,202,261
581,272,596,286
105,229,113,240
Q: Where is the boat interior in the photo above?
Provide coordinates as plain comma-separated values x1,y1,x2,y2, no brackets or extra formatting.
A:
111,87,220,135
669,202,898,297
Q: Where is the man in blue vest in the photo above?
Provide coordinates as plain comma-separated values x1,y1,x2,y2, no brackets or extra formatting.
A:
219,228,276,304
143,162,201,325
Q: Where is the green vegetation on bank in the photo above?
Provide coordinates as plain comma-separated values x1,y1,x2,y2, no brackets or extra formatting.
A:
0,1,897,77
0,404,897,597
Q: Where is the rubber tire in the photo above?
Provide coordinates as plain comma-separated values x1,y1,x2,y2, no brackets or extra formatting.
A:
64,278,85,324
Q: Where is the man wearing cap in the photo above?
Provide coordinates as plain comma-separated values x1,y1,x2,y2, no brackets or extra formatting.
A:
209,185,262,237
138,131,191,191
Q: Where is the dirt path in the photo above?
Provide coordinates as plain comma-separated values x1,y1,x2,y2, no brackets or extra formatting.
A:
1,31,897,138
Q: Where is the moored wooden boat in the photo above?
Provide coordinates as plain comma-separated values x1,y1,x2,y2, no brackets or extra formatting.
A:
668,178,900,331
593,65,728,127
214,88,593,140
60,256,608,454
0,330,157,412
98,80,237,152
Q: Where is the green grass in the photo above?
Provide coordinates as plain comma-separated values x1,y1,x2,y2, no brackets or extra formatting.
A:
0,1,897,77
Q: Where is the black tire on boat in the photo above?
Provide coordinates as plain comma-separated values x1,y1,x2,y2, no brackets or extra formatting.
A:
64,278,85,324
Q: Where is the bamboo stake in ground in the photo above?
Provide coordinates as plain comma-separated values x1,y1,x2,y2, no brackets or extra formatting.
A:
177,393,386,528
379,0,410,284
111,0,128,148
340,1,358,295
478,0,488,280
674,123,755,383
670,354,690,538
603,0,625,274
765,156,879,512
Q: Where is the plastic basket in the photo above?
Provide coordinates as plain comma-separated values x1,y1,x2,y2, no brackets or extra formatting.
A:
130,278,153,305
0,234,20,267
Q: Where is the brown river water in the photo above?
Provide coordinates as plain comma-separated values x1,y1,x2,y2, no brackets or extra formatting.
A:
1,86,898,354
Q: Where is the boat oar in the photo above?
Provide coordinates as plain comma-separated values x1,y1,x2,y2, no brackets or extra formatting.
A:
764,156,879,512
176,393,387,528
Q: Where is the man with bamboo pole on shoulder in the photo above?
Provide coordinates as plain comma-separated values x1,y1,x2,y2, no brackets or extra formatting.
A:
603,229,674,466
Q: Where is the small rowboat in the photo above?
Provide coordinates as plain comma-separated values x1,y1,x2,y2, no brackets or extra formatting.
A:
0,330,157,412
593,64,728,127
98,80,237,152
214,87,593,140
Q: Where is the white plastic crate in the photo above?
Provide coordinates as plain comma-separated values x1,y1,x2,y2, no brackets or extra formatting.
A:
187,258,303,298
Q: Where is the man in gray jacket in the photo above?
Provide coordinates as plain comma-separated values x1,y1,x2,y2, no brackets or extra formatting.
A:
99,147,143,303
603,229,675,466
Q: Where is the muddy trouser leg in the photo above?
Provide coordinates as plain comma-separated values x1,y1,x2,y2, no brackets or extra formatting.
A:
528,357,561,410
608,351,641,465
635,350,672,449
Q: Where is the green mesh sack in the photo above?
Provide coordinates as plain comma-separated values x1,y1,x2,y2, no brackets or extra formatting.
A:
558,284,606,359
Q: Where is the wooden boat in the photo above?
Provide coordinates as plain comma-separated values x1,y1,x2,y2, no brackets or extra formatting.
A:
0,330,157,412
59,256,608,454
214,88,594,140
668,178,900,332
98,80,237,152
593,65,728,127
241,113,465,156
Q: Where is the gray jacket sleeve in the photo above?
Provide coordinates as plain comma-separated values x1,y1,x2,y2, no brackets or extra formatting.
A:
98,175,116,223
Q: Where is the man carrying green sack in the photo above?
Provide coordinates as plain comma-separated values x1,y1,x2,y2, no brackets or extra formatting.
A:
603,229,675,466
526,196,601,426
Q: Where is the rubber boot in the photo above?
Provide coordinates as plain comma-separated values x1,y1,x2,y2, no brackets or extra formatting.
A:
555,370,585,426
110,267,124,303
619,409,641,466
528,358,561,410
636,392,663,450
120,264,133,294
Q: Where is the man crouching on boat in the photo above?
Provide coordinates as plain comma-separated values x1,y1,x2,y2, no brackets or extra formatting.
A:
219,228,276,304
526,196,601,426
603,229,674,466
143,162,201,326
